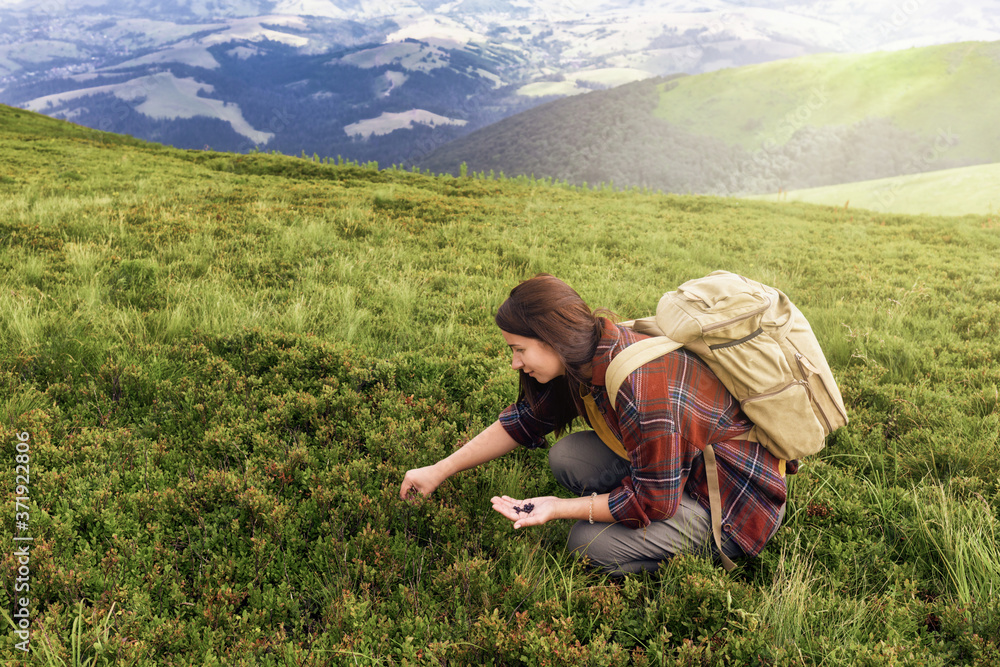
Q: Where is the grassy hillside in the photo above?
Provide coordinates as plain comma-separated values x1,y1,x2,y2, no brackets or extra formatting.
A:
2,105,1000,666
747,162,1000,217
0,105,152,147
419,41,1000,196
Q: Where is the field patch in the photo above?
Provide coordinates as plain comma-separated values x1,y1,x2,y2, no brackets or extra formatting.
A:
24,73,273,144
345,109,468,138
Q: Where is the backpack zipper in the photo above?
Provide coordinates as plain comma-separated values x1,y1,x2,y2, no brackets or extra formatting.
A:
699,296,772,334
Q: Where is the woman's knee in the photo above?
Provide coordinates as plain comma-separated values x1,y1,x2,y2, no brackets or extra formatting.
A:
548,433,599,494
549,432,629,495
547,435,576,475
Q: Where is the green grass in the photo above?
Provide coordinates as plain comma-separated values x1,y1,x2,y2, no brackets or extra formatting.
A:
655,40,1000,161
1,103,1000,665
746,161,1000,217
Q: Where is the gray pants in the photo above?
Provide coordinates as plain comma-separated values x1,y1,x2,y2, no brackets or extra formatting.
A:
549,431,754,576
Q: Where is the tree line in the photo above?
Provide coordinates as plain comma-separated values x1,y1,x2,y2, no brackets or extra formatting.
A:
417,77,975,195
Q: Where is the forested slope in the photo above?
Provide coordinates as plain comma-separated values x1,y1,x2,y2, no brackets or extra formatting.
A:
420,40,1000,195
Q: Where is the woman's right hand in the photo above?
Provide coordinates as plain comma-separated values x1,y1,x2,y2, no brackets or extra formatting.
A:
399,420,519,501
399,463,446,500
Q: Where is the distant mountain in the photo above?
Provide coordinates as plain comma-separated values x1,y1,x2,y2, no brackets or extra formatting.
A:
0,13,507,162
2,2,999,163
418,40,1000,195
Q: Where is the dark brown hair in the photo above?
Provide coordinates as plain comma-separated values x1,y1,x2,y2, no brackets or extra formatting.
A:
495,274,605,434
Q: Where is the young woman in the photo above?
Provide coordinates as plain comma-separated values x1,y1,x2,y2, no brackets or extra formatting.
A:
399,274,791,575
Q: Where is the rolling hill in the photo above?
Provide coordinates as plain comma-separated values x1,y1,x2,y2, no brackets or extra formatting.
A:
418,40,1000,195
746,162,1000,217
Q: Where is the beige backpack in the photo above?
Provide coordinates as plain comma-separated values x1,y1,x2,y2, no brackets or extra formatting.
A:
606,270,848,569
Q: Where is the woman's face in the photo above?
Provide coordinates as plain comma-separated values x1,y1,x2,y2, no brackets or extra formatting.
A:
501,331,566,384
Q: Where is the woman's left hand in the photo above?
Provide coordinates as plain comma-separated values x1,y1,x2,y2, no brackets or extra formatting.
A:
490,495,561,529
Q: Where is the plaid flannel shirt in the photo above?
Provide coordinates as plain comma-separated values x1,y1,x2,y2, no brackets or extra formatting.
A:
498,319,795,557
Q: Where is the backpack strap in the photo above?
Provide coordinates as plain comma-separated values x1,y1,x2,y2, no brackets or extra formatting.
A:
703,444,737,572
606,336,683,409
